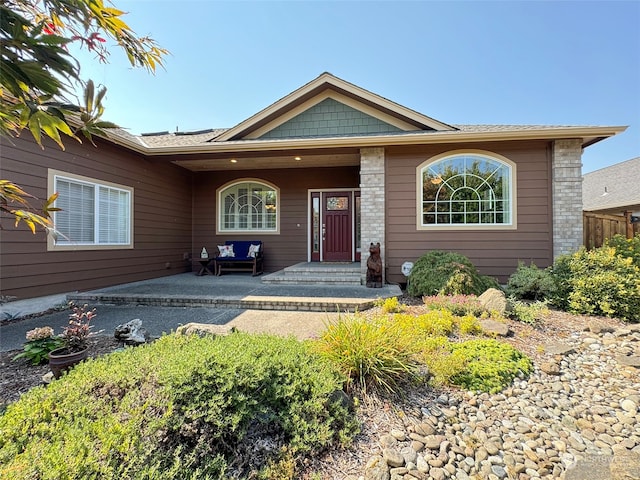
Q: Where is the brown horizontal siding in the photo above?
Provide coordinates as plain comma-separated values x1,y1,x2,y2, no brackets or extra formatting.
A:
385,141,553,284
192,166,359,273
1,135,193,300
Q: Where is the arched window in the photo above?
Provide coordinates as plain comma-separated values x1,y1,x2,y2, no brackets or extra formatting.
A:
418,152,515,227
218,180,278,233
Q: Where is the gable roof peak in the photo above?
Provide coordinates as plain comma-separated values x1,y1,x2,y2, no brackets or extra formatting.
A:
214,73,456,142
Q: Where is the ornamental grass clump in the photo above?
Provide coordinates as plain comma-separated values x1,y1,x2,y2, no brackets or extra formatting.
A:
313,314,422,394
13,326,64,365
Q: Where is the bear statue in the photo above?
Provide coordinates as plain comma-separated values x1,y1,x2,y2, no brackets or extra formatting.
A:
366,242,383,288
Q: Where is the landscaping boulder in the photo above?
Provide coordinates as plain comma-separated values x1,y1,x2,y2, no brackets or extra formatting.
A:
479,319,511,337
175,322,236,337
540,361,561,375
114,318,149,345
478,288,509,315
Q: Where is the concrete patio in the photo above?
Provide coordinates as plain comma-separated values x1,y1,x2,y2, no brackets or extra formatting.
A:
0,272,402,352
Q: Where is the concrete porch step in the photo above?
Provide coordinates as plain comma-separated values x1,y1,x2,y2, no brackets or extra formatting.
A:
260,275,362,285
262,262,362,286
283,263,360,274
66,292,376,313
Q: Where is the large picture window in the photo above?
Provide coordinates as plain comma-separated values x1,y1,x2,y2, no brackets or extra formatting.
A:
50,171,132,248
418,152,514,228
218,180,278,233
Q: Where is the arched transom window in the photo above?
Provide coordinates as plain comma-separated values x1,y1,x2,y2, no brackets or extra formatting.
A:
218,180,278,232
418,152,514,227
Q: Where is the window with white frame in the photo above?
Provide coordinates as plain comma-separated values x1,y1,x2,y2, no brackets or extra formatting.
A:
419,153,513,227
52,173,132,246
218,181,278,232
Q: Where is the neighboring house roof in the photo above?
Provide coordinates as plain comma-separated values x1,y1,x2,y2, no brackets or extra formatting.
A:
97,73,626,158
583,156,640,214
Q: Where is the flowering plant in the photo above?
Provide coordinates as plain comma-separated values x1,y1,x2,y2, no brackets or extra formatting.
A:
13,326,64,365
60,303,97,353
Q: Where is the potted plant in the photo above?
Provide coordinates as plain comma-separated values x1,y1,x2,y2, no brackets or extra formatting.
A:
48,303,96,378
13,326,64,365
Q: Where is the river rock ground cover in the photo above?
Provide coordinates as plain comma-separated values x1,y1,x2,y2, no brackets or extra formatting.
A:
1,306,639,480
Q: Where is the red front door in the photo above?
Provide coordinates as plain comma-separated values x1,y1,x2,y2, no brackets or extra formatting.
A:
322,192,352,261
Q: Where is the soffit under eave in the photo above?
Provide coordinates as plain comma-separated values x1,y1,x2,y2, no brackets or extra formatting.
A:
213,74,456,142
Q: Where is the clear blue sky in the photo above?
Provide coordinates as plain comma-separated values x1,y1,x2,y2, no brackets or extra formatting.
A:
72,0,640,173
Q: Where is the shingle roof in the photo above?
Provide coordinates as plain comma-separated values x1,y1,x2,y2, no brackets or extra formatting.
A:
136,128,227,147
122,124,606,148
452,124,603,132
583,157,640,213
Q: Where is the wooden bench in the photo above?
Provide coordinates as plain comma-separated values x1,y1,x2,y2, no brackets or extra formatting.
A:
214,240,264,276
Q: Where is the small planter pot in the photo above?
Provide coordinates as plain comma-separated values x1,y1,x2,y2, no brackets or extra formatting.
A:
48,347,89,379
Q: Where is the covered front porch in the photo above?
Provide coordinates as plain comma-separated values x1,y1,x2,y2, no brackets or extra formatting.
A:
186,146,386,285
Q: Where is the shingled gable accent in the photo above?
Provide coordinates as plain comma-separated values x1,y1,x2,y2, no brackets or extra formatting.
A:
213,72,456,142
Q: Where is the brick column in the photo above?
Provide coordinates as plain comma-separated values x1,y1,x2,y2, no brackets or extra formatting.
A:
360,147,385,284
552,139,583,258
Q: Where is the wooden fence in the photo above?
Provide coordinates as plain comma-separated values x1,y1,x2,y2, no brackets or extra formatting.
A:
583,212,639,249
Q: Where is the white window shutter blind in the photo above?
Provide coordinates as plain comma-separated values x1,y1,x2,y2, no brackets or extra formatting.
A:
54,176,131,246
55,179,95,243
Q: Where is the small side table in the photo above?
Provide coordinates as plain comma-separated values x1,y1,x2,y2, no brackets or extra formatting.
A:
196,257,214,276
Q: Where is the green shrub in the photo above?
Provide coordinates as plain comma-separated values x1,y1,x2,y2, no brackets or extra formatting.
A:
450,339,533,393
418,338,532,392
551,246,640,321
417,336,467,387
376,296,404,314
394,310,456,337
422,294,484,316
509,298,550,325
506,262,556,301
456,314,482,335
606,234,640,267
550,253,573,310
0,333,358,479
407,251,499,297
313,314,422,393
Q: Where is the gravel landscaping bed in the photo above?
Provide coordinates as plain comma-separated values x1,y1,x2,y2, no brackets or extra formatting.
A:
1,308,639,480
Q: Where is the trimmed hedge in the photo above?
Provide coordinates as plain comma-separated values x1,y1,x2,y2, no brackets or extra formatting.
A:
0,333,358,479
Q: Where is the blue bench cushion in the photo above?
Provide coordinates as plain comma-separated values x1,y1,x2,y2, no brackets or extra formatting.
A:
217,241,262,260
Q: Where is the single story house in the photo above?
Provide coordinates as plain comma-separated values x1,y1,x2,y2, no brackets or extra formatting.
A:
582,156,640,246
0,73,626,300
